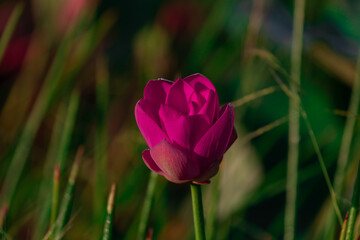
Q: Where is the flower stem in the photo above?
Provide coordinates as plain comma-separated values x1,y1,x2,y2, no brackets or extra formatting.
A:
190,183,206,240
344,162,360,240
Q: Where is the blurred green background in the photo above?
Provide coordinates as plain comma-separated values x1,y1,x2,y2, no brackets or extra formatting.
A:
0,0,360,239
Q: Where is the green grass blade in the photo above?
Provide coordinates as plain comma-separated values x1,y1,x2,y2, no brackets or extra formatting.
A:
336,51,360,195
0,32,72,213
57,91,80,171
101,183,116,240
344,162,360,240
34,91,79,239
231,86,278,108
35,13,111,237
270,70,343,225
339,212,348,240
239,116,289,145
137,172,158,240
206,174,220,240
284,0,306,239
51,165,60,228
58,11,116,92
326,51,360,240
33,105,65,239
53,146,83,239
94,57,109,223
0,2,24,63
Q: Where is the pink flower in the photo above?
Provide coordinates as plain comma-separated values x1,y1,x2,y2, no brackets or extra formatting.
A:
135,74,237,184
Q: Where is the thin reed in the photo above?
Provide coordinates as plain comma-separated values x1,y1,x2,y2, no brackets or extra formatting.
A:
285,0,306,239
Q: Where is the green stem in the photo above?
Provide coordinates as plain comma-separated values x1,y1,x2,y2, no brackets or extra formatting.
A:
344,162,360,240
137,172,158,240
190,183,206,240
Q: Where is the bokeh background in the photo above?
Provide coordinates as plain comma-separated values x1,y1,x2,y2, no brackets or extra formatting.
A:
0,0,360,239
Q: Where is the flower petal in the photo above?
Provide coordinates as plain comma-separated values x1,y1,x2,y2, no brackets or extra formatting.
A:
198,89,219,123
165,79,194,114
144,79,173,104
135,99,167,148
182,73,217,92
194,103,235,160
190,91,205,106
142,150,163,174
226,127,238,151
189,101,201,115
150,139,200,182
194,158,222,184
189,91,205,115
159,104,210,150
143,149,188,183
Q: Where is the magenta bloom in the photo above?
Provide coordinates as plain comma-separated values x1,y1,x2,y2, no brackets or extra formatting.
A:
135,74,237,184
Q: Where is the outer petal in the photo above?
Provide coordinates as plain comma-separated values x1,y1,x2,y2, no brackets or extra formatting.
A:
194,103,235,160
135,99,167,148
143,149,188,184
193,158,222,184
150,139,200,182
159,104,210,150
182,73,217,92
144,79,173,104
142,150,163,174
165,79,194,114
226,127,238,151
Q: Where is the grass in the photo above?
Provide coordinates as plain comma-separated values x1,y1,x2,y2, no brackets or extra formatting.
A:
95,57,110,224
34,91,80,239
51,165,60,228
344,162,360,240
326,50,360,239
271,69,343,225
53,147,84,239
0,2,24,63
137,172,158,240
0,32,72,214
284,0,306,239
101,183,116,240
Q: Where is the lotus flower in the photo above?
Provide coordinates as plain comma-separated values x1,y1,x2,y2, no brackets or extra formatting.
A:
135,73,237,184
